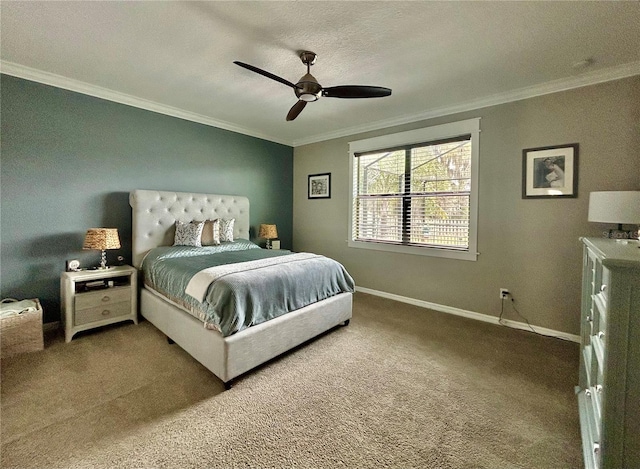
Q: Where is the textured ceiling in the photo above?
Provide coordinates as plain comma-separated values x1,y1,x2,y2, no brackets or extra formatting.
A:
1,1,639,147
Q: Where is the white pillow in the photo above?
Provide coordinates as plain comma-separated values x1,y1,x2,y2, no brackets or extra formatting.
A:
219,218,235,242
173,221,204,247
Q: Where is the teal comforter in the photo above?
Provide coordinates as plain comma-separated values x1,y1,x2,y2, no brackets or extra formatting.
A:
142,240,355,337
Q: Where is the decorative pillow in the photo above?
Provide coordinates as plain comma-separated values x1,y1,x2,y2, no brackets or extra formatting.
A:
201,219,221,246
219,218,235,242
173,220,204,247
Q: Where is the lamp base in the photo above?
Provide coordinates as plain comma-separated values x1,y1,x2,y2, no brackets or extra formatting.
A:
99,250,109,269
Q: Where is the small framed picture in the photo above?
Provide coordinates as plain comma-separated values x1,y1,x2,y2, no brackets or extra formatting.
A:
308,173,331,199
522,143,579,198
66,259,81,272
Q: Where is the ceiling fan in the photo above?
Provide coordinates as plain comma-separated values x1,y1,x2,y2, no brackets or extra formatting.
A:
234,51,392,121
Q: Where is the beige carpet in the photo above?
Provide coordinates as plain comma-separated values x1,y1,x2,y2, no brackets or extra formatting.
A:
1,292,582,468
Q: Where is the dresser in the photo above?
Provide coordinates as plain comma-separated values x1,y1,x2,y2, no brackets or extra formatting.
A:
577,237,640,469
61,265,138,342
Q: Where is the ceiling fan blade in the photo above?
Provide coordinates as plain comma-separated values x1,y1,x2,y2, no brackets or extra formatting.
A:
286,100,307,121
322,85,392,99
233,61,298,89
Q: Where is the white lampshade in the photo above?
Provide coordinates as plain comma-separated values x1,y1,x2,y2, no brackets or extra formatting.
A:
588,191,640,224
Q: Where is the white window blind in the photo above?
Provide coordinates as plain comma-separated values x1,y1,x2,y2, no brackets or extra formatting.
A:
348,119,479,260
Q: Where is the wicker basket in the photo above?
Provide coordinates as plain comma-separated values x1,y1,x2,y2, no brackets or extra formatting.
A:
1,298,44,358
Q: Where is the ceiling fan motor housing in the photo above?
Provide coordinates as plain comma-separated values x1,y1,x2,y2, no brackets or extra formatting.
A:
295,73,322,102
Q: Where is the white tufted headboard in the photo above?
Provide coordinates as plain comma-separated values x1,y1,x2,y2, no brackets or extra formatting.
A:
129,190,250,268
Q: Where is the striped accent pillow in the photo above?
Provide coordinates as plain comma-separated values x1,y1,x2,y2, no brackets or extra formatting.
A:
201,219,221,246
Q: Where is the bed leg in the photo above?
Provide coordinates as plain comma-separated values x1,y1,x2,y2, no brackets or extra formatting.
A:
167,337,175,344
224,380,233,391
343,319,350,326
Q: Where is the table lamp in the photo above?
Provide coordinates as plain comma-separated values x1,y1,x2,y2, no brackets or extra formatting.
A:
259,224,278,249
83,228,121,269
588,191,640,240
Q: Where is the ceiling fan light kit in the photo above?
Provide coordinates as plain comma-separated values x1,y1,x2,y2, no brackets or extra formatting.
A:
294,74,322,102
234,51,391,121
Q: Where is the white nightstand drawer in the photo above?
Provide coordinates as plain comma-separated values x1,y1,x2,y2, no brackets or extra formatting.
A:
75,287,130,310
75,301,131,326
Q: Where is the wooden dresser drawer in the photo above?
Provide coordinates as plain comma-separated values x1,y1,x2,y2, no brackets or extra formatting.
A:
75,301,131,326
75,286,130,310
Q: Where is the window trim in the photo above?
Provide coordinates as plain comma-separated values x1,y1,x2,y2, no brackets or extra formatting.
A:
348,118,480,261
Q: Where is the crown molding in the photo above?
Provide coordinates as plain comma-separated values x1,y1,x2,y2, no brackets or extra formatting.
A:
0,61,291,146
291,61,640,147
2,60,638,148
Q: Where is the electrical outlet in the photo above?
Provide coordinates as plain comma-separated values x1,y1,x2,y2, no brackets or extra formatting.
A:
500,288,510,299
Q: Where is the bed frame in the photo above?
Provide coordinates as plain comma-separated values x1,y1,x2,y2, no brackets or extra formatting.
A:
130,189,352,389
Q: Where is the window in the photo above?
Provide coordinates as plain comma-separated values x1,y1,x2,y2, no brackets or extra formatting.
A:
348,119,479,260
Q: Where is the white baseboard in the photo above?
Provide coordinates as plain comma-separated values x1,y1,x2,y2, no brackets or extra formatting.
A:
355,286,580,343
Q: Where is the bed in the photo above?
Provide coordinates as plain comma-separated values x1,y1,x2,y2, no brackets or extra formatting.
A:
129,189,354,389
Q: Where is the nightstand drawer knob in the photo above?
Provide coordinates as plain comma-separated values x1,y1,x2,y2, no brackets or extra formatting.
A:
101,310,110,316
102,296,110,302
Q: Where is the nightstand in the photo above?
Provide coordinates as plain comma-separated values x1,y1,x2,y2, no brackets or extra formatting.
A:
61,265,138,342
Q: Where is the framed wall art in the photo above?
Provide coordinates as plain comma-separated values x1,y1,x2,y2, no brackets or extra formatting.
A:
308,173,331,199
522,143,579,198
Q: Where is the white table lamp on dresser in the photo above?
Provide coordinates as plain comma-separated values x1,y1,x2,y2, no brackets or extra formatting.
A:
588,191,640,240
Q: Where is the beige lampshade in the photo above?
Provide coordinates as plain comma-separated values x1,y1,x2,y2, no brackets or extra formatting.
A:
83,228,121,250
258,224,278,239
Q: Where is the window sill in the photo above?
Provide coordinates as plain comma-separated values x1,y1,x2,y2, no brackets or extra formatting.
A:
347,240,478,261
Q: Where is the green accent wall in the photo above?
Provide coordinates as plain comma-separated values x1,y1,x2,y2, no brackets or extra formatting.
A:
1,75,294,322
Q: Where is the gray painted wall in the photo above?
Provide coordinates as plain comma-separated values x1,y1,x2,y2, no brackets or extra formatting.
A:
1,75,294,322
293,76,640,335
